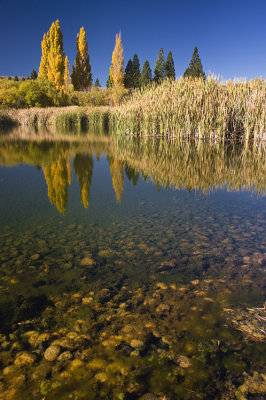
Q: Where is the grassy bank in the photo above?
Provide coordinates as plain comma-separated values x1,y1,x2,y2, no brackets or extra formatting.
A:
1,77,265,141
1,106,114,129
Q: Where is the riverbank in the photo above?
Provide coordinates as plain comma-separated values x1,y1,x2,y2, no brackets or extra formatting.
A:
1,77,265,140
0,106,113,129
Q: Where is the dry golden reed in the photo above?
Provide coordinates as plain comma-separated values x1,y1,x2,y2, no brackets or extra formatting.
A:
114,77,266,141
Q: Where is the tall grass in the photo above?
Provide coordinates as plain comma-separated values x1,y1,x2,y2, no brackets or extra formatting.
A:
55,108,116,134
0,111,18,128
114,77,266,141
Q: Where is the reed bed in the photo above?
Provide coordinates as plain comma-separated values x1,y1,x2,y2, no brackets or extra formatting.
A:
1,78,265,141
55,109,115,134
114,77,266,141
0,111,18,128
2,106,114,129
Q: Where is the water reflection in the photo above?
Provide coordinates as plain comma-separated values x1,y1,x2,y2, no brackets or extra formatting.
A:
74,154,93,209
43,151,72,214
0,130,265,399
0,134,265,214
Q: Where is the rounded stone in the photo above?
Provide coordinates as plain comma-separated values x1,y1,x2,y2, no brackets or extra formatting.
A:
44,345,61,361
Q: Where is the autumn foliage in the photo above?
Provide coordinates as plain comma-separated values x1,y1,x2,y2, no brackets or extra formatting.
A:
71,27,92,91
39,20,69,92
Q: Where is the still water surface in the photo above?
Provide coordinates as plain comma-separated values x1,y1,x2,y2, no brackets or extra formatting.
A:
0,129,265,399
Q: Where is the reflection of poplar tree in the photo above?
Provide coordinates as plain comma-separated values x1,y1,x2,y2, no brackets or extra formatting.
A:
43,152,72,214
109,157,124,203
73,153,93,209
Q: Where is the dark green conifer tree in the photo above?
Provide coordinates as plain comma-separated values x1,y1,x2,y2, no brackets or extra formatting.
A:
165,51,175,80
131,54,141,88
124,59,133,88
14,76,19,81
184,47,206,79
154,48,166,83
30,69,38,80
95,78,101,87
106,73,113,88
140,60,152,87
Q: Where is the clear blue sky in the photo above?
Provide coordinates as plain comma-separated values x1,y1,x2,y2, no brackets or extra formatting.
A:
0,0,265,85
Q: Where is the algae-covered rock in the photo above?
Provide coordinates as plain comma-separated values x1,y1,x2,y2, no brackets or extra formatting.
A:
224,305,266,342
156,282,168,290
130,339,145,349
69,359,84,370
235,372,266,399
80,256,95,267
44,345,61,361
94,372,108,382
3,365,18,375
82,297,93,304
14,351,36,366
58,351,72,362
172,354,191,368
88,358,107,370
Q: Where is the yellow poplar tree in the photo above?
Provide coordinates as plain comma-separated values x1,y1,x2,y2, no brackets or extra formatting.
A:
71,27,92,91
64,56,70,92
38,20,67,91
39,33,49,78
110,32,124,87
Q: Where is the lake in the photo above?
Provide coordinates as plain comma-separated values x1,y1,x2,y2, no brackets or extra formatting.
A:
0,128,265,399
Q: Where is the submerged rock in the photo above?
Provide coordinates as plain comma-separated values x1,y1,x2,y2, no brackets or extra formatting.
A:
235,372,266,399
44,345,61,361
224,305,266,342
172,354,191,368
57,351,72,362
130,339,144,350
14,352,36,366
156,282,168,290
80,256,95,267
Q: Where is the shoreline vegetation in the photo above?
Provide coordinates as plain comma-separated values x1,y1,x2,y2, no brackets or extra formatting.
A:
0,78,265,141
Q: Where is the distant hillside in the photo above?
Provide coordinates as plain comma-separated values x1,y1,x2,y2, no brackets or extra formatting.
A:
0,76,27,81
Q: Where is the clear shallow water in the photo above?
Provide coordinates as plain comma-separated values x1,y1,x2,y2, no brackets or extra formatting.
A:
0,130,265,400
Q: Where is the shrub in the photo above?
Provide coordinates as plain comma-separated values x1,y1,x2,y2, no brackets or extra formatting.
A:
0,78,65,108
69,88,109,107
18,79,64,107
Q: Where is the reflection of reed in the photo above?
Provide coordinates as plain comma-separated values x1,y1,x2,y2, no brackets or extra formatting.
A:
113,136,266,195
